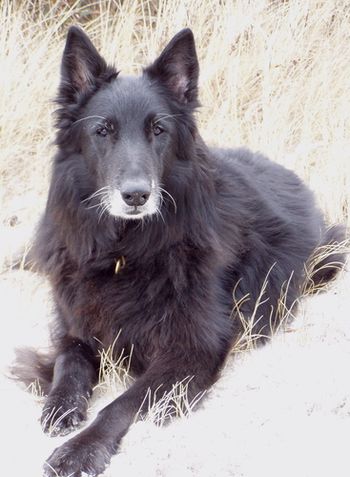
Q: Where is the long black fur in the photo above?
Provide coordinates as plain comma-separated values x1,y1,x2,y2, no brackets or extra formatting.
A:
13,27,346,477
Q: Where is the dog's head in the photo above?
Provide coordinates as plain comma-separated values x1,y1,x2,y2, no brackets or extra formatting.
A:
56,26,199,220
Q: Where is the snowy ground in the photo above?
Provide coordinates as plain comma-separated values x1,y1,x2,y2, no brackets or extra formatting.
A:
1,257,349,477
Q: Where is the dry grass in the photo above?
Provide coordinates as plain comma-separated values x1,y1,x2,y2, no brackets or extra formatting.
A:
96,331,135,395
1,0,349,250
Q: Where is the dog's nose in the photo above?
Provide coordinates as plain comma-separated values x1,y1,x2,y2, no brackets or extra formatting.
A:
121,182,150,207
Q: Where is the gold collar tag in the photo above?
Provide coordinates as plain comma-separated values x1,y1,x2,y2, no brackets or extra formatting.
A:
115,256,126,274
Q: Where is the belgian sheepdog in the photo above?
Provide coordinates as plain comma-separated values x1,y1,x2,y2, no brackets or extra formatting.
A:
14,27,345,476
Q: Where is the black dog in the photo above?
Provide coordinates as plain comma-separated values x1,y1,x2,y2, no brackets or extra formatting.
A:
15,27,345,476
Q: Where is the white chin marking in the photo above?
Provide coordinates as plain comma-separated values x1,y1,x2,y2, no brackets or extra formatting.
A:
108,188,158,220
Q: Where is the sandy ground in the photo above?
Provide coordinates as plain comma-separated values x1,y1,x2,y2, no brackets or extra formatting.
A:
1,231,349,476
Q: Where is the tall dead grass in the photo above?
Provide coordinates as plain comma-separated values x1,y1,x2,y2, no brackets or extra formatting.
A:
0,0,349,248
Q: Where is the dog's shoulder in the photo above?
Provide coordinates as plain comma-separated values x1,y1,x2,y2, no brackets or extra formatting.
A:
209,145,306,195
210,146,286,175
208,145,321,234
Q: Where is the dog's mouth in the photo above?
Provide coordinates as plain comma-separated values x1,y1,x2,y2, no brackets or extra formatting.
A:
127,206,142,216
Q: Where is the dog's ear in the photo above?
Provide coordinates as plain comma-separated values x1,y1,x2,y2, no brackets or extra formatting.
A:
60,26,116,101
145,29,199,104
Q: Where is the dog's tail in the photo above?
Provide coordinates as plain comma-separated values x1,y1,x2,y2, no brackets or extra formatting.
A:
11,347,56,396
305,224,348,293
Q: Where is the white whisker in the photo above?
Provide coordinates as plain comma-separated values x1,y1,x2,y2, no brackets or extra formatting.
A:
159,186,177,213
86,202,102,210
98,198,111,223
72,115,108,126
81,186,111,205
81,187,112,224
154,113,183,125
157,207,166,224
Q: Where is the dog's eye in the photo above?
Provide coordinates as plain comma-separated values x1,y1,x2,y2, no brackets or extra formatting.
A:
152,124,164,136
96,122,114,137
96,126,108,137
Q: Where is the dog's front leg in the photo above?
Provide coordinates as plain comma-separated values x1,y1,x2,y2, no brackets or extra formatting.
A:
41,337,98,437
43,354,220,477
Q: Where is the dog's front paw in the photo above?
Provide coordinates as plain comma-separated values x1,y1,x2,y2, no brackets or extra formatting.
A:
43,434,112,477
41,391,88,437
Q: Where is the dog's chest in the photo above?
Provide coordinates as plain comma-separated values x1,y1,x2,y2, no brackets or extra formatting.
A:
55,258,185,357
